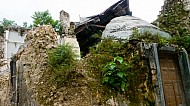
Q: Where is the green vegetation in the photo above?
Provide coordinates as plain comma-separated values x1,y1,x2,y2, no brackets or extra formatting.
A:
130,30,171,45
1,18,17,27
154,1,190,54
88,38,154,105
38,38,155,105
177,36,190,53
32,10,62,34
32,10,53,27
0,18,18,34
36,5,190,104
6,1,189,105
47,44,77,88
0,10,63,34
22,22,28,28
102,56,131,93
130,29,190,55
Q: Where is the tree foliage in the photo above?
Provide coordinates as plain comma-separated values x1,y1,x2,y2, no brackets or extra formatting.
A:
32,10,53,27
1,18,17,27
23,22,28,28
31,10,62,34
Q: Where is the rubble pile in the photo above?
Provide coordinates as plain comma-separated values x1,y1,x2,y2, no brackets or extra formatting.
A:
0,71,10,105
17,25,58,105
0,34,10,106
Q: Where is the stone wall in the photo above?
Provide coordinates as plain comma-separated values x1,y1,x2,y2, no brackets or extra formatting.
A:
161,0,190,15
0,71,11,106
0,33,11,106
60,10,70,34
16,25,58,105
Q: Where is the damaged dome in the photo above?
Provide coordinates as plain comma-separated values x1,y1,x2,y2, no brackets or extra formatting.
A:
102,15,171,40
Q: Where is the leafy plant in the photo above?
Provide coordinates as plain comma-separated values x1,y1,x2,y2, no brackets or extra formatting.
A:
102,56,131,93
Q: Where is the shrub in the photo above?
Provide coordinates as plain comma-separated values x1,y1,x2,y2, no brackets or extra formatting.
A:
48,44,76,67
48,44,77,87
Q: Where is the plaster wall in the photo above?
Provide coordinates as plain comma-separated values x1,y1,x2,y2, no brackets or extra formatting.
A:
4,30,25,61
63,36,81,59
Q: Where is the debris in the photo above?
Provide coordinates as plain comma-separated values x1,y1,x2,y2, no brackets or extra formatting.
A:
16,25,58,105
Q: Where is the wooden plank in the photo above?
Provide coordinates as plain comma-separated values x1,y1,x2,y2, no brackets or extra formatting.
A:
159,53,184,106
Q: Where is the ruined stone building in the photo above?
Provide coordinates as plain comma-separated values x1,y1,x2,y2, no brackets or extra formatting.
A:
60,10,81,59
0,10,80,106
161,0,190,13
0,27,30,105
0,0,190,106
75,0,190,105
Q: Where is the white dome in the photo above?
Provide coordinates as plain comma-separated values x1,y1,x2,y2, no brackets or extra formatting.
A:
102,15,171,40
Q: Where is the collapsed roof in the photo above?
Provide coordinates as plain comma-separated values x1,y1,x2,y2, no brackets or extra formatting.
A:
75,0,132,56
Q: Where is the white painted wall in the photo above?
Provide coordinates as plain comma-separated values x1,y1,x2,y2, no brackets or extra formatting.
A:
1,30,25,72
57,35,63,45
4,30,25,61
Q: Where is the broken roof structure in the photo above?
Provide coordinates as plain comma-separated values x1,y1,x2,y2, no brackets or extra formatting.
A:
75,0,132,55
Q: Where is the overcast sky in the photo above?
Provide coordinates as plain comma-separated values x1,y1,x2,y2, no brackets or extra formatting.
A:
0,0,164,26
